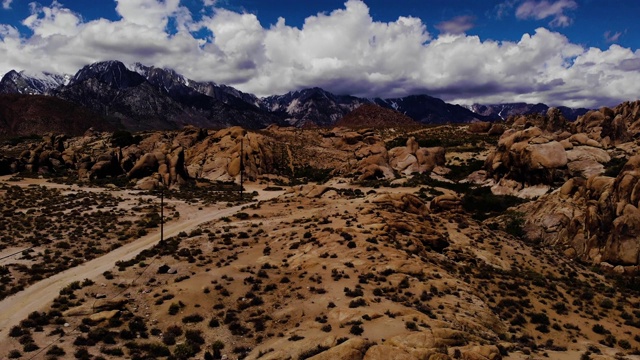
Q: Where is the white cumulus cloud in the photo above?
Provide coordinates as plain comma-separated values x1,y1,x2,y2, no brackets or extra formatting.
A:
2,0,12,10
22,1,83,38
0,0,639,108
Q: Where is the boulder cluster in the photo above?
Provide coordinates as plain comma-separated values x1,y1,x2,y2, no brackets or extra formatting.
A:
355,135,445,181
485,102,640,270
1,133,68,175
0,125,447,189
519,156,640,271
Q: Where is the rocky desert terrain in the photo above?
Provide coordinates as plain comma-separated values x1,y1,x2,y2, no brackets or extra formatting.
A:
0,102,640,360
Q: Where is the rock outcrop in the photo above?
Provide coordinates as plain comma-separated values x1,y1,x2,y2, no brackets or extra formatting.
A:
517,155,640,268
571,101,640,147
485,125,614,194
485,127,568,186
386,137,445,177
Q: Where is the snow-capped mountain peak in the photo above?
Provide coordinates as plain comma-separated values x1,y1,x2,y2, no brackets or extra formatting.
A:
0,69,66,95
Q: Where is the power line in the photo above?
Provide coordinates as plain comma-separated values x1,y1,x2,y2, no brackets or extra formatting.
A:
0,246,35,262
26,192,168,360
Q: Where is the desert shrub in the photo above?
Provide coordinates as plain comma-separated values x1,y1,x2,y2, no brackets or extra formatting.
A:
299,345,330,359
604,157,627,177
599,298,614,309
349,298,367,308
162,332,176,346
166,325,183,337
168,302,180,315
350,324,364,336
128,316,147,334
8,350,21,359
111,130,140,148
88,327,117,344
344,287,364,297
74,348,91,360
552,302,568,315
510,314,527,326
289,335,305,341
463,187,525,220
74,335,95,346
182,314,204,324
619,339,631,350
291,166,332,184
173,342,199,359
405,321,418,330
9,326,23,337
141,342,171,357
592,324,608,334
235,212,250,220
211,340,225,358
447,159,485,181
185,329,205,345
23,342,39,352
504,211,526,239
602,334,617,347
100,346,124,356
529,312,550,325
119,329,134,340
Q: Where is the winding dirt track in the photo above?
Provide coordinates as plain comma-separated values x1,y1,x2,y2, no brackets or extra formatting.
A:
0,179,283,342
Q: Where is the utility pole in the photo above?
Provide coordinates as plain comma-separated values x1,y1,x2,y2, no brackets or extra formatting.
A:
239,138,244,199
160,185,164,242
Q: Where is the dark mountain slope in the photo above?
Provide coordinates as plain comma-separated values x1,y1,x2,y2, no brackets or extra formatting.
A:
336,103,417,128
0,94,114,138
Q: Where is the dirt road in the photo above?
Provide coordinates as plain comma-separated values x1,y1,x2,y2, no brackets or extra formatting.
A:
0,178,284,342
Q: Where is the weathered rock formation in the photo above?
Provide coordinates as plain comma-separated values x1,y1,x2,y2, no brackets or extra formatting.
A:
517,156,640,269
571,101,640,147
390,138,445,175
485,125,614,194
485,127,568,186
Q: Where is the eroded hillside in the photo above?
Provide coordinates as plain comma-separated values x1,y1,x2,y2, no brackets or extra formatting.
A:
1,104,640,360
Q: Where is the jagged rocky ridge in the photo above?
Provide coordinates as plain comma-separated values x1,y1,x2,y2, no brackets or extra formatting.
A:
0,60,588,133
465,102,589,121
0,70,66,95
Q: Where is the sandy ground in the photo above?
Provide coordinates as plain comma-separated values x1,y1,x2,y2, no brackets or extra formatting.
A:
0,177,284,343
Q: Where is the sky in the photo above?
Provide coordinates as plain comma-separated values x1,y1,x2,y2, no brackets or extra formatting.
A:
0,0,639,107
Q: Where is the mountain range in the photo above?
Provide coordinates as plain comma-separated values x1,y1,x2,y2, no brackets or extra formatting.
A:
0,60,589,135
464,103,589,121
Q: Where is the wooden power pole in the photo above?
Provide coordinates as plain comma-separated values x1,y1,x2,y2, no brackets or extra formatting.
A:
239,138,244,198
160,185,164,242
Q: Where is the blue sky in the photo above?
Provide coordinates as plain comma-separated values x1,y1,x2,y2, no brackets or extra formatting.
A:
1,0,639,107
3,1,638,49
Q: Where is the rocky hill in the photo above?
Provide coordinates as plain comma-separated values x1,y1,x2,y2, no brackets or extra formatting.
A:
377,95,488,123
262,87,371,127
478,101,640,272
0,94,114,138
335,104,417,128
